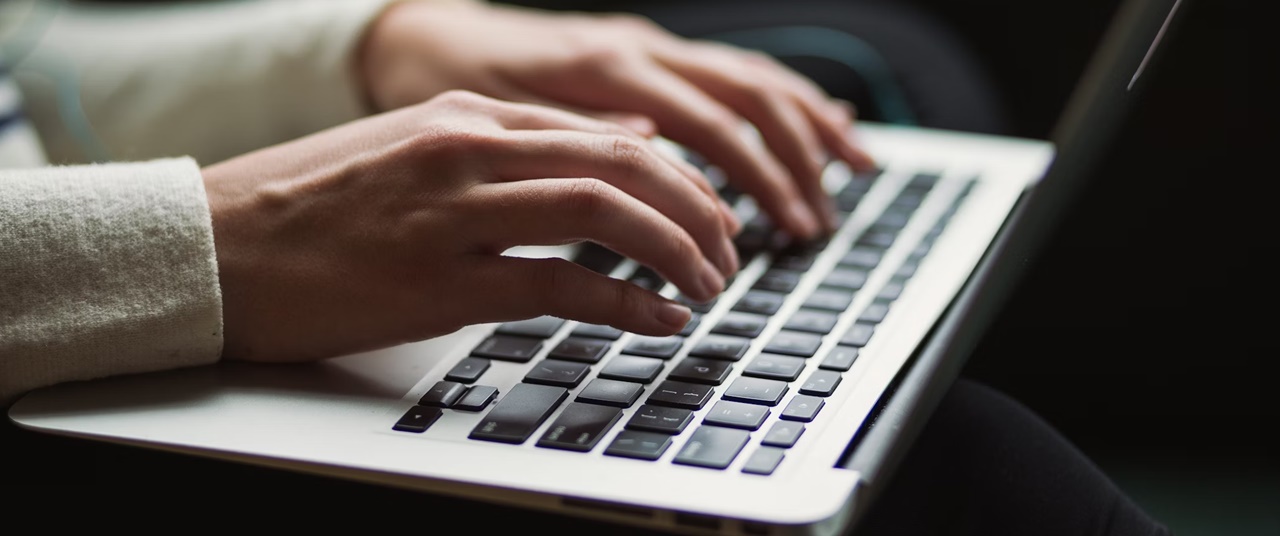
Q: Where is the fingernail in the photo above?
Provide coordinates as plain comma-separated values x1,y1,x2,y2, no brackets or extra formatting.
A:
719,235,740,275
656,301,692,331
719,198,742,235
699,257,725,299
789,201,821,239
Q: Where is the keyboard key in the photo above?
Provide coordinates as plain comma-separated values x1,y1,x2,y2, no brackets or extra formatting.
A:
732,290,787,316
392,405,442,433
763,330,824,358
858,300,893,324
454,385,499,411
741,447,786,475
605,430,673,461
742,353,807,382
647,380,715,410
703,400,770,431
673,426,750,470
722,377,789,407
575,378,644,408
840,322,876,347
678,313,703,337
800,370,843,397
523,359,591,388
548,337,611,364
469,383,568,444
840,247,883,269
571,323,624,340
495,316,565,338
761,421,806,447
878,277,908,301
667,357,734,385
823,267,868,291
597,355,665,383
628,266,666,292
819,346,860,371
857,226,898,249
419,380,468,408
445,356,490,384
688,334,751,361
622,335,685,359
780,395,826,422
625,404,694,434
677,294,718,314
752,269,802,293
783,309,839,335
711,312,769,338
536,402,623,452
803,287,854,312
471,335,543,362
572,242,624,275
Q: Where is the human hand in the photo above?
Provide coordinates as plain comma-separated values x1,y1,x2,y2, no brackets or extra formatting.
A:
202,90,738,362
358,1,878,240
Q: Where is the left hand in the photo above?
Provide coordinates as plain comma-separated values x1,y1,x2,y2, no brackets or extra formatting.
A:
358,0,878,240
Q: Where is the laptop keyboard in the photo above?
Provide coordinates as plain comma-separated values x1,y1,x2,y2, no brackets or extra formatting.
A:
392,161,975,476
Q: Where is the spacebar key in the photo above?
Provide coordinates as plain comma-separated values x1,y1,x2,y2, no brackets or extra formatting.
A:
470,383,569,444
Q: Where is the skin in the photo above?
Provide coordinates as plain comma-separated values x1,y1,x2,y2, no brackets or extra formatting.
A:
203,1,877,363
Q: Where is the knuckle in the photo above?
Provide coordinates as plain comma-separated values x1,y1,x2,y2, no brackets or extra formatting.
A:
604,135,647,174
433,89,488,109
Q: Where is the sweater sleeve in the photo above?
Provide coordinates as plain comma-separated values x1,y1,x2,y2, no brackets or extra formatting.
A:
11,0,402,166
0,158,222,405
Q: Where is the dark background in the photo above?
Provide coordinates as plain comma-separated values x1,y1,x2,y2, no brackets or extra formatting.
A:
6,0,1276,531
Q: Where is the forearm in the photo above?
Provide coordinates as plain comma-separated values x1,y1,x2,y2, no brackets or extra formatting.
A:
10,0,400,165
0,158,222,405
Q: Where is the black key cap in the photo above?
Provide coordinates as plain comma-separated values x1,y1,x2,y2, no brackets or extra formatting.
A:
575,378,645,408
823,267,868,291
597,355,665,383
878,278,907,301
419,380,468,408
857,226,898,249
783,309,839,334
646,380,715,410
548,337,611,364
763,330,824,358
803,287,854,312
733,290,787,316
753,269,802,293
625,404,694,434
780,394,826,422
840,322,876,347
469,383,568,444
496,316,565,338
471,335,543,362
667,357,733,385
392,405,442,433
771,248,818,271
761,421,806,447
673,426,750,470
722,377,789,406
712,312,769,338
445,357,490,384
678,313,703,337
876,208,912,229
742,353,807,382
840,247,883,269
454,385,499,411
677,294,718,314
571,323,624,340
628,266,666,292
572,242,624,275
858,300,892,324
605,430,673,461
622,335,685,359
800,370,843,397
741,447,786,475
703,400,770,431
523,359,591,388
536,402,623,452
820,346,860,371
688,334,750,362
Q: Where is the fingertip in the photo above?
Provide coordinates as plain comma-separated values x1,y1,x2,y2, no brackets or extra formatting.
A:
655,300,693,332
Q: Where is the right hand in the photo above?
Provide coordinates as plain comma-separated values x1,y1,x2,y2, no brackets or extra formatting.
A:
202,90,739,363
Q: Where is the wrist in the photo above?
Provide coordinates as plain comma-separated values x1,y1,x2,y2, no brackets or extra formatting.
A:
357,0,479,113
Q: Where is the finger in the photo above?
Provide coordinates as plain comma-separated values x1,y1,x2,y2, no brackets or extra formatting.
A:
486,129,738,276
467,256,692,336
583,60,822,239
486,81,661,138
655,50,838,231
465,178,726,303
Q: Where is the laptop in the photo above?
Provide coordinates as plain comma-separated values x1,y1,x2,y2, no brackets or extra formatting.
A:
7,0,1184,533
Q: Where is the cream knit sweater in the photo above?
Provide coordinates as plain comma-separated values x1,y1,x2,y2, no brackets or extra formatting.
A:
0,0,407,404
